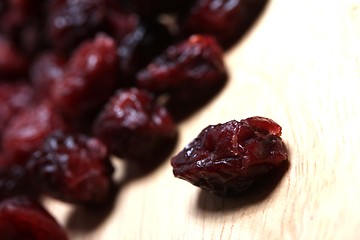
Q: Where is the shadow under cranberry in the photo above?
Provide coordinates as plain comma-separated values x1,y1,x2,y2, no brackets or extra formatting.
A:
196,160,289,213
122,132,179,181
65,180,122,233
166,78,228,123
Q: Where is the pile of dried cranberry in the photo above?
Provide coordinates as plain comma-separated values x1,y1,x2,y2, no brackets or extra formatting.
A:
0,0,268,238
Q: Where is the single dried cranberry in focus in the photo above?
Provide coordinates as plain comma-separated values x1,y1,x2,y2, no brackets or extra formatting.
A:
0,196,68,240
93,88,177,161
0,82,34,143
2,101,67,165
0,36,28,78
47,0,107,53
180,0,268,47
30,52,66,101
51,34,119,119
27,131,113,204
171,117,288,197
136,34,227,101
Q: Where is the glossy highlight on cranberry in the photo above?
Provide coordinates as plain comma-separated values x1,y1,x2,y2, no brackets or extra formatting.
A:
171,117,288,197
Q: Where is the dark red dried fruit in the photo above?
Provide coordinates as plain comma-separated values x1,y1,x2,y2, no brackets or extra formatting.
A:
30,52,66,101
116,17,174,80
106,7,140,43
0,154,34,200
93,88,177,161
180,0,268,47
136,35,227,102
47,0,107,53
0,36,28,78
27,131,113,204
0,82,34,144
2,101,67,165
0,196,68,240
51,34,119,119
171,117,288,197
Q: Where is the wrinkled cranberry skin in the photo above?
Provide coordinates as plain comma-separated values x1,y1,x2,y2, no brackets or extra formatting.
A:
2,101,67,165
0,36,28,78
137,35,227,101
0,196,68,240
0,82,33,143
171,117,288,197
47,0,107,53
180,0,268,47
93,88,177,161
30,52,66,101
51,34,119,119
27,131,113,204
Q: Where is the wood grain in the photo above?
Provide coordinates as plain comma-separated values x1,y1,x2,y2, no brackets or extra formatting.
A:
44,0,360,239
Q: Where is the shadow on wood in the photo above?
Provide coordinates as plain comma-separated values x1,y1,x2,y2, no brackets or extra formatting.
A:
195,160,289,213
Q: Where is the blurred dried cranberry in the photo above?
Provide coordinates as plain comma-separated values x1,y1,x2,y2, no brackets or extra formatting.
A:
0,0,47,57
0,196,68,240
116,18,174,81
51,34,119,119
2,101,67,165
106,8,139,43
0,0,41,35
180,0,268,47
171,117,288,197
47,0,107,53
30,52,66,101
0,82,33,145
27,131,113,204
93,88,177,161
0,36,28,78
136,35,227,101
0,154,34,200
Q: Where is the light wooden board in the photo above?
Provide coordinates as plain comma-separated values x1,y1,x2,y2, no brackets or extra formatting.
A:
44,0,360,239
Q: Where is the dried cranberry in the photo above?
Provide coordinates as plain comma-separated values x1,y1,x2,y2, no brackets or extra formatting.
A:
136,34,227,101
30,52,66,101
171,117,288,197
50,34,119,119
180,0,268,47
0,0,46,57
27,131,113,204
0,196,68,240
2,101,67,165
0,82,34,145
0,36,28,78
93,88,177,161
47,0,107,53
0,154,34,200
116,18,174,81
106,8,139,43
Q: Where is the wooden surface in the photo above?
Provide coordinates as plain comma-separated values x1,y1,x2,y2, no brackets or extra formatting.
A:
44,0,360,239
